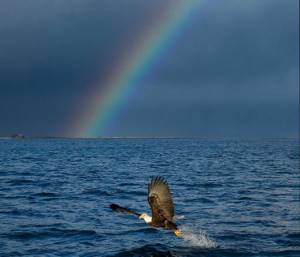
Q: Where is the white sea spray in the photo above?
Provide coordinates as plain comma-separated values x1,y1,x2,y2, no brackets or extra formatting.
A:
180,225,217,248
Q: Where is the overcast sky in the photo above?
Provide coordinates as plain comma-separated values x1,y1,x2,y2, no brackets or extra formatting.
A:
0,0,298,138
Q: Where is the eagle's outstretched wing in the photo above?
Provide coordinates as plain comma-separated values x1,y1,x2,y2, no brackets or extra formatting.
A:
148,176,175,224
110,203,141,217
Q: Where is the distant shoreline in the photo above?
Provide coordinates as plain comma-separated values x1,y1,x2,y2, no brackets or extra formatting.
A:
0,136,298,141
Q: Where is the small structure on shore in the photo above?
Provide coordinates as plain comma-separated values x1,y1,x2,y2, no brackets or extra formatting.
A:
11,133,25,139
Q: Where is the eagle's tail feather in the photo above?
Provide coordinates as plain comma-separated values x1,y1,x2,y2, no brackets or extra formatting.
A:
110,203,141,217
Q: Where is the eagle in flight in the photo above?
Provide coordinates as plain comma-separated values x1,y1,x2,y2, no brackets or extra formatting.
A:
110,176,182,237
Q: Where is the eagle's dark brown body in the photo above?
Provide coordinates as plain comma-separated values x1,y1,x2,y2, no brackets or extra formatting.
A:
149,220,178,230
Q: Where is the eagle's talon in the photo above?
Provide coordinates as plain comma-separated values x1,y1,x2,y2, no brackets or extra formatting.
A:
174,229,183,237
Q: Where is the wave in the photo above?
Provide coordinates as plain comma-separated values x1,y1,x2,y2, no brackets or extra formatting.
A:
82,189,112,196
34,192,59,197
7,179,33,185
1,228,99,240
110,244,258,257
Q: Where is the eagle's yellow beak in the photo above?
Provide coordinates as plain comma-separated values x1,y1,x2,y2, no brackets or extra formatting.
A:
174,229,183,237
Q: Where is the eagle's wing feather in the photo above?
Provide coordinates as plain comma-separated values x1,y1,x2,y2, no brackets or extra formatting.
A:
110,203,140,217
148,176,175,224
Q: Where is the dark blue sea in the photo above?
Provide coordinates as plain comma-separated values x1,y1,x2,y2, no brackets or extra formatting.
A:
0,139,299,257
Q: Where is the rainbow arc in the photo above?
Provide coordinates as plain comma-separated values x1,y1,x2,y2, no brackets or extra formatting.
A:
70,0,202,137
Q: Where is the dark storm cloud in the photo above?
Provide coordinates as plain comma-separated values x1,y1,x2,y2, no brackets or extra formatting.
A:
112,0,299,138
0,0,298,137
0,0,171,136
149,0,298,85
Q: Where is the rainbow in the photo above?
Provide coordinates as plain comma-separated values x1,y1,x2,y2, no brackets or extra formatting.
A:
70,0,202,138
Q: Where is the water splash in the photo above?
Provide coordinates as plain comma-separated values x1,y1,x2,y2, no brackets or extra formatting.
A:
180,225,217,248
173,215,185,221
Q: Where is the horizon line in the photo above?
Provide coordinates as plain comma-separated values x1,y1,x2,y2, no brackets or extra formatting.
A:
1,136,298,140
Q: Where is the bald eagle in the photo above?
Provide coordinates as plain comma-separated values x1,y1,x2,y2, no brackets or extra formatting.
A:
110,176,182,237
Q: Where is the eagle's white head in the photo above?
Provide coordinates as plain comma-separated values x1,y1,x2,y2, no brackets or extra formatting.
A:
139,213,152,223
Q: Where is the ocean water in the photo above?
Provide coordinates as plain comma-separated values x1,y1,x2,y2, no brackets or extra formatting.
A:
0,138,299,257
